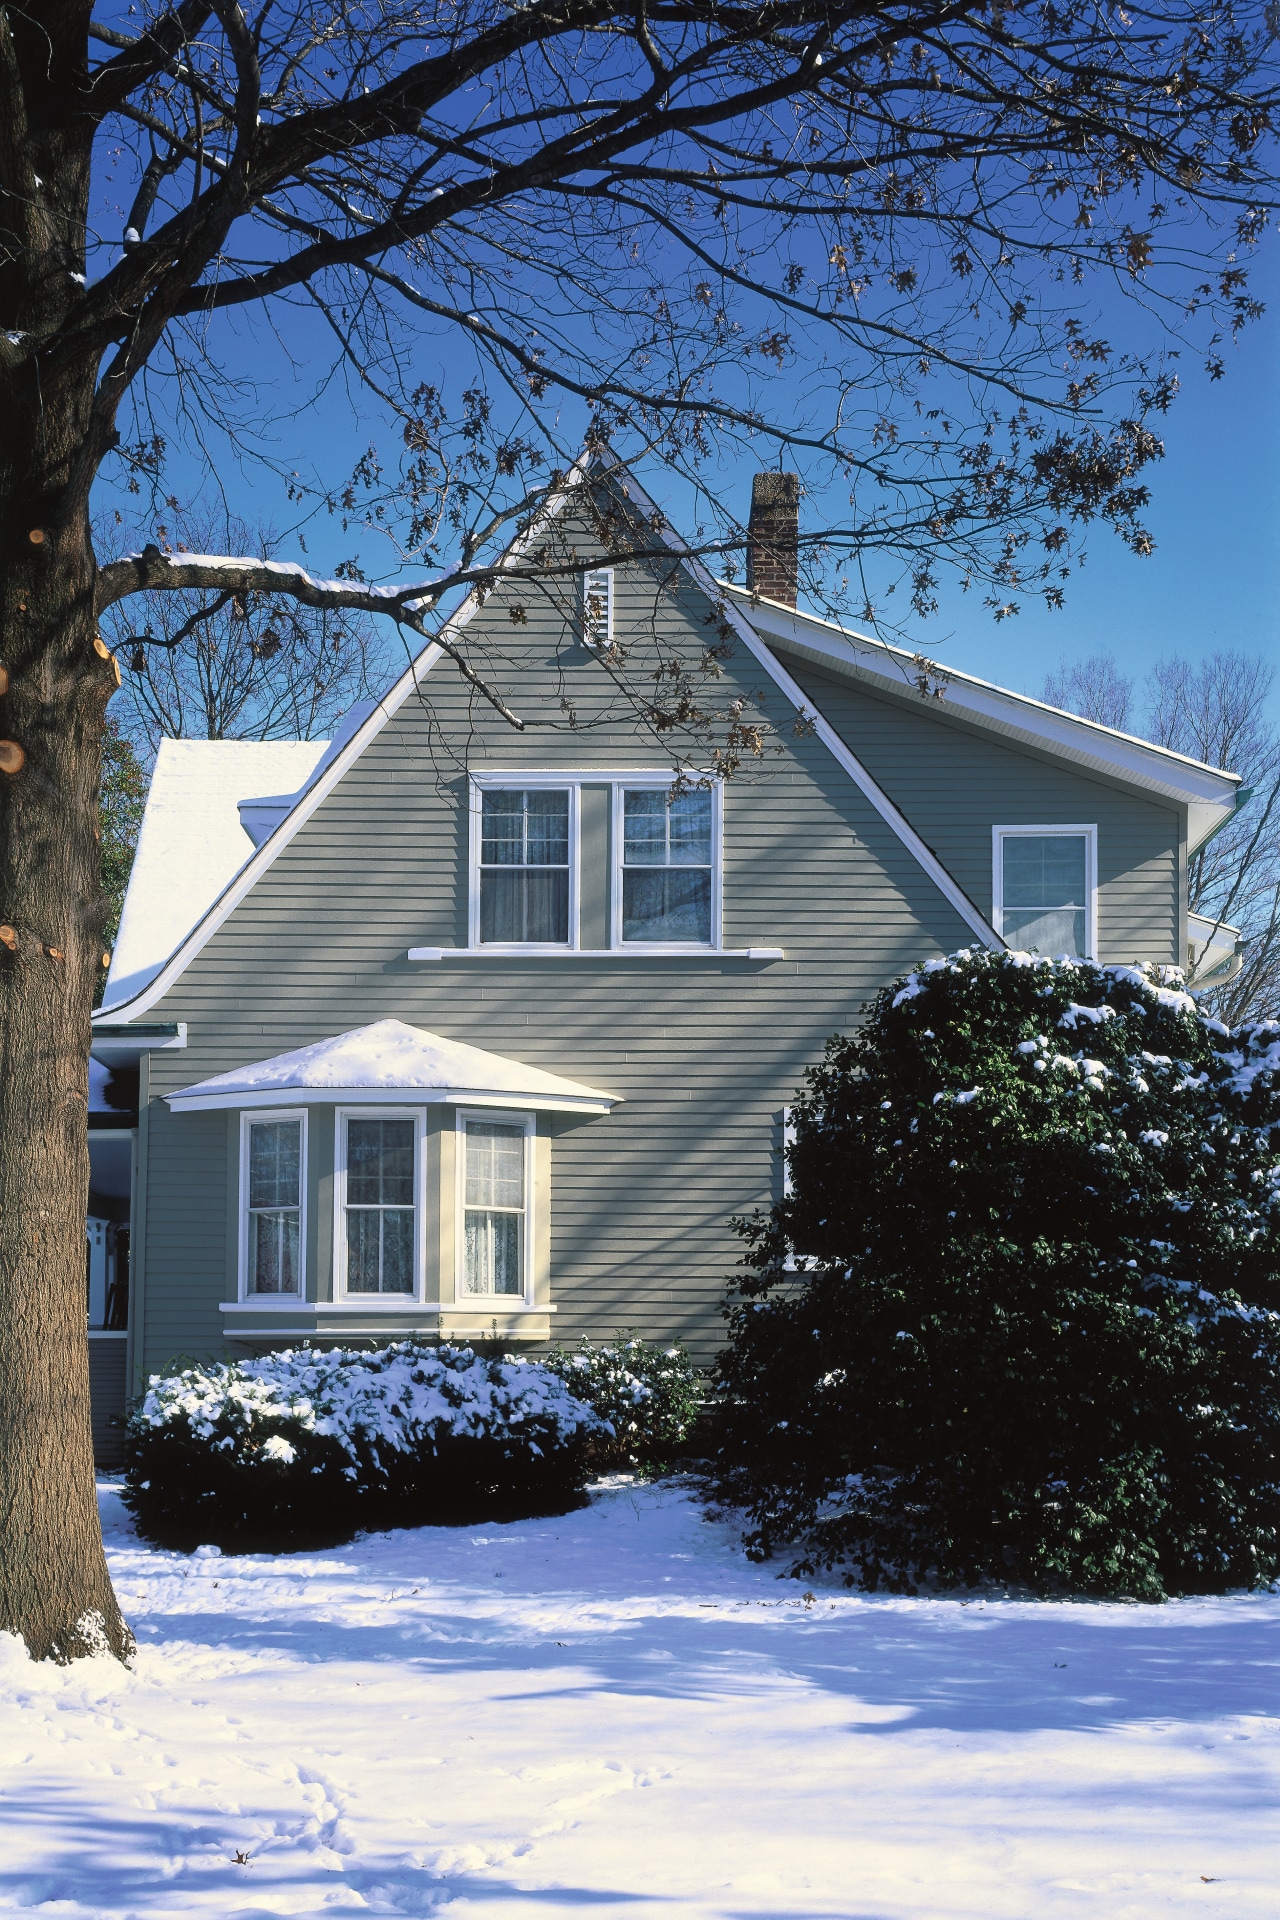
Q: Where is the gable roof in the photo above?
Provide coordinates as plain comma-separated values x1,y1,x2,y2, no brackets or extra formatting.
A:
165,1018,618,1114
727,587,1240,851
105,737,331,1010
94,448,1239,1026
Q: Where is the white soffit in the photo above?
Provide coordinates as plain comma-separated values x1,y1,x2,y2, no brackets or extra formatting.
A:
166,1018,620,1114
727,588,1240,851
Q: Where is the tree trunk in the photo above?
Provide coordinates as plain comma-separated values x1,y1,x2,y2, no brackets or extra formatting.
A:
0,418,133,1663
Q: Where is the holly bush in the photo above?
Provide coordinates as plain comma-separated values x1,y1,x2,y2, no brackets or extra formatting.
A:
714,950,1280,1598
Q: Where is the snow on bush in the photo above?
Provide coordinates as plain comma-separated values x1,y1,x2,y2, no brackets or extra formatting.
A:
715,949,1280,1600
124,1342,609,1550
543,1337,701,1469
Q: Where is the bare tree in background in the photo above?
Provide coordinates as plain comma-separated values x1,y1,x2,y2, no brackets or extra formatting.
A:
102,513,391,756
2,0,1279,1664
1044,652,1280,1018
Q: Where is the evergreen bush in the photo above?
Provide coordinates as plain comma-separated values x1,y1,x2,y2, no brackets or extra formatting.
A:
715,950,1280,1598
544,1337,701,1469
124,1342,607,1551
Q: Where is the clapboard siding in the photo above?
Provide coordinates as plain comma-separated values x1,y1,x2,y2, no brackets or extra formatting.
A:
132,542,1186,1372
782,657,1181,963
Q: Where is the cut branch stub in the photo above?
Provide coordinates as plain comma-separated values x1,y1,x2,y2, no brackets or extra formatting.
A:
27,529,44,546
92,636,110,659
0,741,25,775
0,925,16,952
0,665,9,695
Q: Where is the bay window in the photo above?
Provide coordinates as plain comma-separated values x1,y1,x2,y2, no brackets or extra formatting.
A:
338,1112,421,1296
460,1113,531,1297
241,1114,305,1296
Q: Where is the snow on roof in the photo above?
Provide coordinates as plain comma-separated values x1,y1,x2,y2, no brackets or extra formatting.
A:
103,738,330,1012
165,1018,620,1115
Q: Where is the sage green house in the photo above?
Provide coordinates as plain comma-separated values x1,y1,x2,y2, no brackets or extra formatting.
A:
88,457,1243,1441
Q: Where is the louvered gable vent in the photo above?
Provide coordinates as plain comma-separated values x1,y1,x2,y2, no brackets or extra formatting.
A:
581,566,613,647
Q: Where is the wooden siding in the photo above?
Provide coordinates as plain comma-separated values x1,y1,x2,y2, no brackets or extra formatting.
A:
131,546,1185,1374
782,656,1181,964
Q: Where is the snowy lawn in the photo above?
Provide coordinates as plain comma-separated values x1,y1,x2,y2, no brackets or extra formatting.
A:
1,1480,1277,1919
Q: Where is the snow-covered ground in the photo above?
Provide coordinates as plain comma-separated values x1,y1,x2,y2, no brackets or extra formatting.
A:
1,1480,1277,1918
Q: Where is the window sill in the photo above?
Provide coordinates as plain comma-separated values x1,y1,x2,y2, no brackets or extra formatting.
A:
220,1300,557,1314
407,945,784,962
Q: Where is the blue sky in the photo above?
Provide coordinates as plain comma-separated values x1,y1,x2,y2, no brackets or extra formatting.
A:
104,233,1280,727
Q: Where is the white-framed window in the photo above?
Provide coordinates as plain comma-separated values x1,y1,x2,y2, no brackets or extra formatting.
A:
457,1109,533,1300
469,777,578,949
581,567,613,647
613,780,721,948
335,1108,424,1298
993,825,1097,960
239,1111,307,1298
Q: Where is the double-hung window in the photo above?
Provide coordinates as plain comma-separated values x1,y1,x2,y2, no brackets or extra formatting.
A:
477,787,572,946
339,1113,420,1295
241,1114,305,1296
618,784,717,945
460,1113,531,1297
994,826,1095,959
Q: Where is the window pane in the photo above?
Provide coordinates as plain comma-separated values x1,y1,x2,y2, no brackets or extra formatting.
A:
345,1207,382,1293
667,789,713,865
250,1208,299,1294
346,1118,415,1207
464,1210,523,1295
622,790,668,865
465,1123,525,1209
249,1120,300,1211
1002,835,1087,957
622,869,711,943
380,1210,416,1294
480,868,568,943
1002,905,1086,959
481,789,568,866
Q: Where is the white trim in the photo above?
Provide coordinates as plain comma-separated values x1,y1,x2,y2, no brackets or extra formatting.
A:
454,1107,535,1306
610,777,723,952
333,1106,427,1303
608,469,1002,950
218,1300,557,1315
726,587,1240,851
408,946,782,961
238,1110,308,1302
468,777,580,952
169,1081,612,1115
992,824,1098,961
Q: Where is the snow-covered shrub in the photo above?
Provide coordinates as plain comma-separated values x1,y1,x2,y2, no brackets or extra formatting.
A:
715,949,1280,1599
124,1342,608,1550
543,1338,701,1469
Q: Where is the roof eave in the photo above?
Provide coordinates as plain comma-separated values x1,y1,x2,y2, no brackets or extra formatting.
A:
165,1084,617,1115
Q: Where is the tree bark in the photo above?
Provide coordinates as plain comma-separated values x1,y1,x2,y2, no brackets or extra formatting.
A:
0,0,133,1652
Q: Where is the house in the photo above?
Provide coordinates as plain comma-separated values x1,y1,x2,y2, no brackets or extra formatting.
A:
88,455,1244,1456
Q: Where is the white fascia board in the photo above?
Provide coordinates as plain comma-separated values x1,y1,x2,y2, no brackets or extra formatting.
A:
731,590,1240,849
613,476,1001,950
167,1083,615,1115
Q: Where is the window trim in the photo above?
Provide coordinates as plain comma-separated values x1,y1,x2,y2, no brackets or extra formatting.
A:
468,775,581,953
238,1109,308,1302
333,1106,427,1303
610,777,723,953
992,824,1098,962
454,1107,535,1305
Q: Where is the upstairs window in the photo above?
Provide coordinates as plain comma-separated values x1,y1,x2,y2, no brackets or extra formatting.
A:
478,787,572,945
461,1115,530,1297
341,1114,418,1295
242,1115,304,1296
994,827,1095,959
619,785,716,945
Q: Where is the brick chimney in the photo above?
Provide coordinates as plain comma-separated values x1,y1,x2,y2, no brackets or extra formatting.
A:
746,471,800,606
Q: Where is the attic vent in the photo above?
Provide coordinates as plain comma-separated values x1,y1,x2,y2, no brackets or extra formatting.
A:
581,567,613,647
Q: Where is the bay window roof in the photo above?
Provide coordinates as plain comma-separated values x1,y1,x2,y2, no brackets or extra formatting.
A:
166,1018,619,1115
